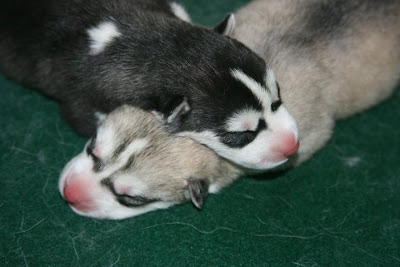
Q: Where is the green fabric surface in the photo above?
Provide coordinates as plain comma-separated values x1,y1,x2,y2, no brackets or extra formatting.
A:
1,1,400,266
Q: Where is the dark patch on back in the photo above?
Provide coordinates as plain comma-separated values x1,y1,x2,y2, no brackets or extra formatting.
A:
306,0,355,35
1,0,271,142
290,0,398,47
289,0,357,46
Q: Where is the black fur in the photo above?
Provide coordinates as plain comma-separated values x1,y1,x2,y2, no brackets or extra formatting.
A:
0,0,267,140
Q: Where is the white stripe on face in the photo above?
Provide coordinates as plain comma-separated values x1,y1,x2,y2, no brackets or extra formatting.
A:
231,69,272,108
226,109,262,132
265,68,279,101
92,120,150,177
98,138,149,179
87,21,122,55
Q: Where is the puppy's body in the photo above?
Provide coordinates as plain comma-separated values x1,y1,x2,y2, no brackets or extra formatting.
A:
0,0,299,170
59,0,400,219
233,0,400,164
59,106,242,219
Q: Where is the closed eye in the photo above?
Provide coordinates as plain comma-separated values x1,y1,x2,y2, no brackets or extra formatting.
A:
86,137,97,158
219,119,267,148
101,178,158,207
116,194,157,207
86,138,104,172
219,130,257,148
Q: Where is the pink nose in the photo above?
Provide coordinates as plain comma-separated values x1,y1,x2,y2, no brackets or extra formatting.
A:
273,134,299,158
284,140,300,157
63,177,94,211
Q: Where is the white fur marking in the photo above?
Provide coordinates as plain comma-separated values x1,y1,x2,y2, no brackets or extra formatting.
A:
120,139,149,162
226,109,262,132
114,174,147,196
96,124,116,157
98,138,149,179
265,69,278,99
87,21,121,55
209,184,223,194
231,69,271,107
170,2,191,22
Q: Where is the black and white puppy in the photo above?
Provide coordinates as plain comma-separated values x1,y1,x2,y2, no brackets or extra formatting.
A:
0,0,298,170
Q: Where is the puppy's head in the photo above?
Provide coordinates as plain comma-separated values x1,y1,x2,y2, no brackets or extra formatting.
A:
161,68,300,171
86,13,299,171
153,15,299,171
59,106,219,219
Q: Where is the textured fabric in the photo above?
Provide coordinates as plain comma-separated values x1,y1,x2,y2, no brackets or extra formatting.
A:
1,1,399,265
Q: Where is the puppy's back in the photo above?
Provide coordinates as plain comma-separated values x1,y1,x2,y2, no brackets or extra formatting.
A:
234,0,400,119
233,0,400,164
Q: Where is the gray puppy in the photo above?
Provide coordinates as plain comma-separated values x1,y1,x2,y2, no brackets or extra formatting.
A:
59,105,242,219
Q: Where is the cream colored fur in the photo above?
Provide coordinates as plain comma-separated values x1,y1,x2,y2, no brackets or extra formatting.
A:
232,0,400,165
60,0,400,218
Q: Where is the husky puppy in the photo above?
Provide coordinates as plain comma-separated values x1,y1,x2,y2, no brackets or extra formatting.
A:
233,0,400,164
0,0,299,170
59,105,242,219
61,0,400,219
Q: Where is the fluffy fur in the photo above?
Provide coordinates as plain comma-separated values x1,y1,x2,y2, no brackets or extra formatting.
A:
59,106,242,219
232,0,400,165
0,0,298,170
61,0,400,219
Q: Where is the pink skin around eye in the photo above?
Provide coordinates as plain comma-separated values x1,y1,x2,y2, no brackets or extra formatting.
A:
242,119,256,131
117,186,132,195
93,145,102,158
242,122,251,131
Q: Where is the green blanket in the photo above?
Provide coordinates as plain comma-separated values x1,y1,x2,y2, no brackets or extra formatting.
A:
1,1,399,265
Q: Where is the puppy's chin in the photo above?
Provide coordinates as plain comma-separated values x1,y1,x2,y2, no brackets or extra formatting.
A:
69,200,177,220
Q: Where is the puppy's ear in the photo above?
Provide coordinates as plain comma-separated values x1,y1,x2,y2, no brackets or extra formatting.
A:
214,13,235,36
187,179,209,209
154,95,191,131
166,96,190,124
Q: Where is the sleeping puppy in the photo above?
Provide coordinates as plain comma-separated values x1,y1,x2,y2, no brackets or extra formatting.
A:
232,0,400,165
59,105,243,219
0,0,298,171
60,0,400,219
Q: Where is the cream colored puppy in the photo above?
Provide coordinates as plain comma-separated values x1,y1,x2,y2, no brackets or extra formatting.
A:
233,0,400,165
